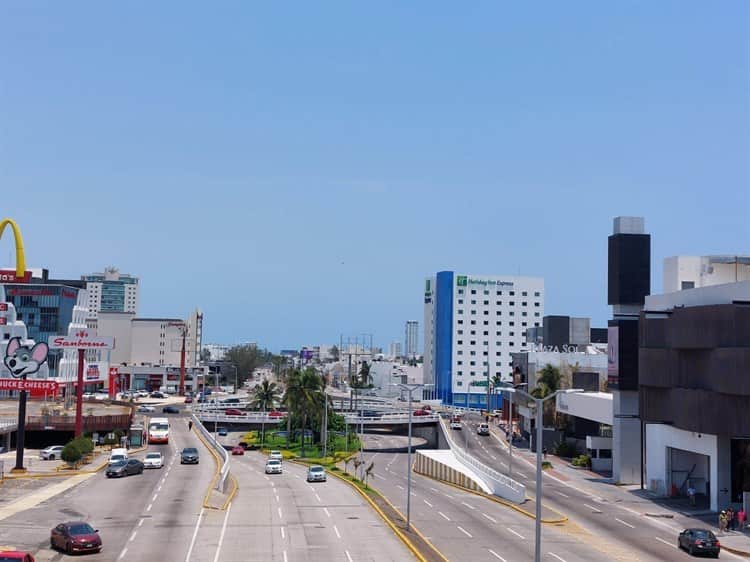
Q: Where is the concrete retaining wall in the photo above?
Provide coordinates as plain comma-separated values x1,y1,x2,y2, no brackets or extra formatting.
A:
414,450,487,493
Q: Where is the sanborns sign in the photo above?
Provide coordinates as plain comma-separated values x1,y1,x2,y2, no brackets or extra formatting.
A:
0,379,59,392
48,330,114,350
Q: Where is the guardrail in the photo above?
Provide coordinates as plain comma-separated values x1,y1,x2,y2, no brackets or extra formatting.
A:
196,412,287,423
344,412,441,424
440,418,526,503
192,413,230,492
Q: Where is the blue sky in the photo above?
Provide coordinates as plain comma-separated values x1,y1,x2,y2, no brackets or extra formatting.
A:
1,2,748,351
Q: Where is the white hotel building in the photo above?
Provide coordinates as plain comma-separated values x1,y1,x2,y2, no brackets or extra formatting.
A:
424,271,544,409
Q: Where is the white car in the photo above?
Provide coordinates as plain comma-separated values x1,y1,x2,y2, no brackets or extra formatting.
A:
265,459,283,474
143,452,163,469
138,405,156,413
307,465,327,482
94,392,110,401
82,392,95,400
269,450,283,462
39,445,64,460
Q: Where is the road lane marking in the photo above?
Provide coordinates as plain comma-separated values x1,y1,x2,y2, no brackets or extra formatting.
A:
507,527,525,539
184,507,205,562
655,537,677,548
315,494,322,502
323,507,331,518
281,527,285,539
278,507,283,519
396,484,404,490
283,551,288,562
117,547,128,561
212,503,233,562
488,550,506,561
615,517,635,529
152,494,158,502
334,525,341,539
410,492,417,497
138,518,144,527
461,502,475,510
438,511,450,521
583,503,602,513
158,485,163,492
423,499,433,507
430,487,439,493
457,526,473,538
556,491,570,498
345,550,353,562
482,513,497,523
548,553,567,562
146,503,153,512
129,531,137,542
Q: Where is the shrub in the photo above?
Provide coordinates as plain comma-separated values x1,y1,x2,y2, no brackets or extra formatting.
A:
541,461,553,470
61,443,82,465
553,440,578,458
71,436,94,455
572,454,591,467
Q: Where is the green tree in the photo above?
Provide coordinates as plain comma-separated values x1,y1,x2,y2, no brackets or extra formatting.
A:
225,345,276,387
61,442,82,465
199,348,212,363
282,367,326,456
329,345,340,362
251,378,281,411
531,364,563,426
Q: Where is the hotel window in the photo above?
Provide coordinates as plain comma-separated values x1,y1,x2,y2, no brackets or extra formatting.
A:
522,301,527,306
483,350,488,356
470,310,476,315
457,340,463,345
484,290,489,295
496,321,502,326
509,291,515,296
509,311,514,316
522,291,527,296
483,331,488,336
470,361,476,366
457,381,463,387
471,300,476,305
458,320,464,324
509,342,514,346
534,302,540,307
509,331,515,337
470,330,476,335
470,340,476,345
459,289,464,295
534,322,540,327
470,351,476,356
496,301,501,305
496,351,501,356
483,311,489,316
457,361,463,365
496,341,501,346
471,371,476,376
458,309,464,314
457,350,463,355
522,322,527,327
509,321,515,326
483,300,489,305
522,312,527,317
458,330,463,335
496,362,502,367
534,292,540,297
470,320,476,325
457,371,463,376
458,299,464,304
509,301,515,306
534,312,540,317
471,290,476,295
496,331,501,336
483,320,488,325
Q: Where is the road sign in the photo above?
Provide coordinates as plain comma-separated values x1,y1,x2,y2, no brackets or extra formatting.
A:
0,379,59,392
470,380,489,387
48,329,114,350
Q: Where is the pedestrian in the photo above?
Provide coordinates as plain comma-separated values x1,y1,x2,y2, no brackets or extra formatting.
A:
727,507,735,531
543,447,548,459
188,420,193,432
687,484,696,506
719,511,727,534
738,508,746,531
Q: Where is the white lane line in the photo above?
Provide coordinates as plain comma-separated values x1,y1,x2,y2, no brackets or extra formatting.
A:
488,549,506,561
438,511,451,521
482,513,497,523
583,503,602,513
430,487,439,493
152,494,158,502
315,494,322,503
507,527,525,539
334,525,341,539
278,507,283,519
129,531,137,542
655,537,677,548
211,503,233,562
410,492,417,497
275,495,279,503
615,517,635,529
396,484,404,490
138,519,144,527
423,499,433,508
283,551,288,562
117,547,128,561
323,507,331,518
158,485,163,492
345,550,353,562
461,501,476,510
281,527,285,539
548,553,567,562
146,503,153,512
457,526,473,538
184,507,205,562
556,491,570,498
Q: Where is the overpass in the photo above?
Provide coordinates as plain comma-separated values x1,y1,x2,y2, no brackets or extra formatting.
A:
0,419,16,452
195,411,441,428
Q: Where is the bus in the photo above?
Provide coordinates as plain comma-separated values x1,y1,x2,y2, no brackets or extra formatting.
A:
148,417,170,444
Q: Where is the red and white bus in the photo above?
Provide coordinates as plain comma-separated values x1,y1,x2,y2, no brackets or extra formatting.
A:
148,417,170,444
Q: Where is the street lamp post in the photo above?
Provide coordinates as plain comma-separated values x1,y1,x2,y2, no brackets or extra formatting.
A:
502,386,583,562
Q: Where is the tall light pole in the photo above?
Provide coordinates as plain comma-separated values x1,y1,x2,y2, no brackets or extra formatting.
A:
503,386,583,562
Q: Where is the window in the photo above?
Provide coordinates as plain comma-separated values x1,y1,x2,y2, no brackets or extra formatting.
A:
470,330,476,335
457,381,463,387
483,321,489,325
534,312,540,317
471,300,477,305
522,301,527,306
470,351,476,356
534,291,540,297
483,350,488,356
509,331,515,336
458,330,463,335
458,309,464,315
495,362,502,367
470,340,476,345
681,281,695,290
458,299,464,304
509,342,514,346
509,301,515,306
458,319,464,325
509,321,515,326
470,320,476,325
470,371,476,376
471,290,476,295
496,301,502,305
457,350,463,355
459,289,464,295
496,351,501,356
522,322,527,327
483,331,488,336
534,322,540,327
483,311,489,316
495,341,501,346
483,300,489,305
509,311,514,316
457,340,463,345
522,291,527,296
496,291,502,295
457,361,463,365
470,361,476,366
484,290,489,295
534,302,540,307
509,291,515,296
496,331,501,336
496,321,502,326
522,312,527,317
599,449,612,459
471,310,476,315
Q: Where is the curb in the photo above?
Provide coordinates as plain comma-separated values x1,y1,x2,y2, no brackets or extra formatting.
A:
1,445,149,480
191,425,230,510
721,545,750,558
290,459,445,562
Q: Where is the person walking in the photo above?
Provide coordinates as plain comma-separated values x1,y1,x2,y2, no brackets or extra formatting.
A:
188,420,193,432
727,507,735,531
719,511,727,535
687,484,696,506
738,508,746,531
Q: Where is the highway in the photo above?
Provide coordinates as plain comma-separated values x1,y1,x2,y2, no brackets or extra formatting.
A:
454,412,743,561
0,413,219,561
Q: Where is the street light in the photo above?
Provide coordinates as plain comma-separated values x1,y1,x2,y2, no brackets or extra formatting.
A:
493,382,527,480
502,386,583,562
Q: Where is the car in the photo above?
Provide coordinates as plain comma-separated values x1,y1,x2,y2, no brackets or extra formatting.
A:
50,521,102,554
180,447,199,464
221,398,240,404
450,415,462,430
422,404,432,411
82,392,95,400
143,452,163,469
217,427,228,436
412,409,430,416
94,391,110,400
268,410,285,418
0,551,36,561
108,448,128,465
477,423,490,436
106,458,144,478
269,450,283,462
307,465,327,482
138,405,156,413
39,445,64,460
136,390,149,398
224,408,244,416
231,445,244,455
150,391,165,398
162,406,180,414
678,528,721,557
184,396,193,404
265,459,283,474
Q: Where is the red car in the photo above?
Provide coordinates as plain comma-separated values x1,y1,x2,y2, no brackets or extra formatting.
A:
224,408,245,416
0,552,36,562
412,409,430,416
231,445,245,455
184,396,193,403
50,521,102,554
268,410,285,418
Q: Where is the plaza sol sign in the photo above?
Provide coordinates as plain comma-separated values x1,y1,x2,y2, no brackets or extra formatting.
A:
48,330,115,350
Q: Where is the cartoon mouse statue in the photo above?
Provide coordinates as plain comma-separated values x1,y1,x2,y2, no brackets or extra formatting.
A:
3,337,49,378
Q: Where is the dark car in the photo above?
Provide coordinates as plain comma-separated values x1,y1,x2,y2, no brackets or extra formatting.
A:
50,521,102,554
678,528,720,557
106,458,144,478
268,410,285,418
150,391,166,398
0,552,35,562
162,405,180,414
181,447,199,464
217,427,228,436
184,396,193,403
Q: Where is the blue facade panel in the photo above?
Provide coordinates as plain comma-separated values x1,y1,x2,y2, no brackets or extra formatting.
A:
434,271,454,405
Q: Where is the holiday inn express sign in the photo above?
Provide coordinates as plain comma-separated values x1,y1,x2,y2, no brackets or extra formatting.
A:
456,275,514,288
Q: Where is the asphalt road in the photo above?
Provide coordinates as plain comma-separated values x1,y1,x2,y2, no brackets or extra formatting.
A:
0,412,219,561
454,413,743,561
360,432,605,562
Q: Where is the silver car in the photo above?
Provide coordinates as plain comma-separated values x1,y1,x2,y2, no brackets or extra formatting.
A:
307,465,327,482
265,459,283,474
40,445,64,460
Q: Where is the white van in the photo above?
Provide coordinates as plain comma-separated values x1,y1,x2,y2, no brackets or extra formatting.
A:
108,447,129,465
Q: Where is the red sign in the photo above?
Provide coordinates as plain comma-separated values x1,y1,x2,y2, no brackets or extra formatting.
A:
0,379,59,392
48,330,114,350
0,270,32,283
7,288,54,296
0,303,7,311
109,367,118,377
0,318,6,326
86,365,100,380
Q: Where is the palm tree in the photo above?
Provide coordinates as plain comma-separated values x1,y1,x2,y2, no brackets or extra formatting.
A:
531,363,562,426
282,367,326,455
252,378,280,446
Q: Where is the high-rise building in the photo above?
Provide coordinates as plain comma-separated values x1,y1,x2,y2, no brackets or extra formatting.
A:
388,341,402,359
83,267,139,319
404,320,419,358
423,271,544,408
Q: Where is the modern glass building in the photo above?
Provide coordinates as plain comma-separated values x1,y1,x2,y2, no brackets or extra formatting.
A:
83,267,139,318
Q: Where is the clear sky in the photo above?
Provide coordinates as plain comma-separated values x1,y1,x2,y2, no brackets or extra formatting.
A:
1,2,748,352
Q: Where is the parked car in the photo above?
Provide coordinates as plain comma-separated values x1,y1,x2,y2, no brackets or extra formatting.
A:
184,396,193,404
82,392,95,400
221,398,240,404
50,521,102,555
143,452,163,469
138,405,156,413
231,445,244,455
106,458,144,478
412,409,430,416
268,410,285,418
0,551,36,561
136,390,149,398
265,459,283,474
150,391,166,399
162,406,180,414
269,450,283,462
93,392,109,401
217,427,228,436
224,408,244,416
306,465,327,482
39,445,64,460
477,423,490,436
678,528,720,557
180,447,199,464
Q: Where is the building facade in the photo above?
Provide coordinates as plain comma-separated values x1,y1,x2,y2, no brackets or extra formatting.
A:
423,271,544,408
83,267,139,319
663,255,750,293
405,320,419,358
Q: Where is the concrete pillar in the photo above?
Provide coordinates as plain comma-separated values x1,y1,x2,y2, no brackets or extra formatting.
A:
613,390,641,484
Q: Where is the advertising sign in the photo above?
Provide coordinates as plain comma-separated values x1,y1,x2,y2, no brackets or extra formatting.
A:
607,326,619,387
0,379,59,392
0,318,5,326
0,303,8,311
86,365,100,380
48,330,114,350
0,270,31,283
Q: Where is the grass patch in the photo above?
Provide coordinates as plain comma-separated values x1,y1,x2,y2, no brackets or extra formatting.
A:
242,430,361,460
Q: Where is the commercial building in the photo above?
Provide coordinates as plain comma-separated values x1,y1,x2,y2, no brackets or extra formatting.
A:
663,255,750,293
641,281,750,512
423,271,544,408
81,267,139,319
368,361,424,398
405,320,419,359
388,341,402,360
